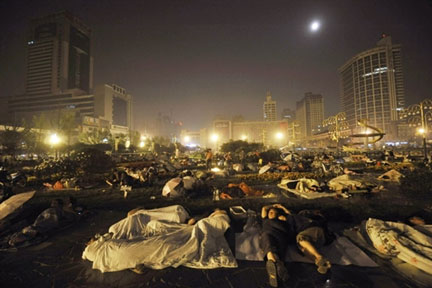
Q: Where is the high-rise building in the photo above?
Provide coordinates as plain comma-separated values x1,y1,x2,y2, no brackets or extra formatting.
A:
263,91,277,121
296,92,324,138
94,84,132,129
8,11,94,121
281,108,295,123
339,34,405,136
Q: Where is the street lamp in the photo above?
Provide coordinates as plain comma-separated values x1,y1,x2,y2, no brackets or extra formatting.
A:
49,133,60,146
241,135,248,141
275,132,284,140
401,99,432,161
184,135,191,143
49,133,61,159
211,133,219,151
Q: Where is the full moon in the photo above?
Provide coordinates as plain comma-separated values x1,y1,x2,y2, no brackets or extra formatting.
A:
310,20,320,32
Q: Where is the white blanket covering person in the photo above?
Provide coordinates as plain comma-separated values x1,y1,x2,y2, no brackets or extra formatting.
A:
365,218,432,275
82,205,237,272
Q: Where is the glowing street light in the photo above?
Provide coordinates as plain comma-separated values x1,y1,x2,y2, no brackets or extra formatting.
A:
49,133,61,159
140,135,147,141
275,132,284,140
139,141,145,148
241,135,248,141
401,99,432,161
49,133,61,146
211,133,219,142
184,135,191,143
125,139,131,149
211,133,219,151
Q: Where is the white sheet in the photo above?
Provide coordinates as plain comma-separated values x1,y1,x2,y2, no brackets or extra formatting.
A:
82,205,237,272
365,218,432,274
278,178,336,199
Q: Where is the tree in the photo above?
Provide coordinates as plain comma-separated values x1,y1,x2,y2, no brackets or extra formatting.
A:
32,112,51,152
0,125,29,157
58,110,78,147
79,129,112,145
220,140,263,154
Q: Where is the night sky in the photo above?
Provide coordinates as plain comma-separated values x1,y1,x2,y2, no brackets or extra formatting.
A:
1,0,431,132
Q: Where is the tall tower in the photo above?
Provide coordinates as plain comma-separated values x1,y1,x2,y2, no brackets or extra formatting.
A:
26,11,92,95
9,11,94,121
339,34,405,136
263,91,277,121
296,92,324,138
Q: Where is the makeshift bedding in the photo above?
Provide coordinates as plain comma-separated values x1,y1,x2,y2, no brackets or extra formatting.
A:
235,215,377,267
278,178,337,199
364,218,432,274
344,221,432,287
0,191,36,222
82,205,237,272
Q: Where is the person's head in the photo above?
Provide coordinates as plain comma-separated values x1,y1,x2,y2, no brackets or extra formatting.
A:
209,208,227,218
64,196,77,209
268,207,281,219
407,215,426,226
51,199,63,208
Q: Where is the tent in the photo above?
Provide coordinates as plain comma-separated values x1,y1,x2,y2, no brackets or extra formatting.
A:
162,178,183,197
0,191,36,223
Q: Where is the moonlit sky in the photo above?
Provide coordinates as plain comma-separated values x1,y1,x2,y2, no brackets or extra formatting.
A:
1,0,431,132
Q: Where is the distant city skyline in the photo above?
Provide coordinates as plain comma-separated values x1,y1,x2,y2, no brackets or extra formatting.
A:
1,0,431,132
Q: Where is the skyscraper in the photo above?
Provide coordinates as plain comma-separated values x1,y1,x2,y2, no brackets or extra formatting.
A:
8,11,94,121
281,108,295,123
263,91,276,121
296,92,324,138
339,34,405,136
94,84,132,129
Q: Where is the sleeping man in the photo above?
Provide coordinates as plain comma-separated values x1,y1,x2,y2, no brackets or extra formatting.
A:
82,205,237,273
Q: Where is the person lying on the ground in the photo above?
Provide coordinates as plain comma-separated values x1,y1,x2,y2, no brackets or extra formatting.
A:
260,204,332,287
220,182,264,199
82,205,237,273
125,206,211,226
343,167,357,175
43,178,80,190
7,197,84,247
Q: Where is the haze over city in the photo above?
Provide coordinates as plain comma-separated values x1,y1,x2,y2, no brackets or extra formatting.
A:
1,0,432,132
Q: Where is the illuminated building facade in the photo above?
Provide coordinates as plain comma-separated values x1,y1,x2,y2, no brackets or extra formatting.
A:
93,84,132,130
296,92,324,138
263,91,277,121
339,35,405,136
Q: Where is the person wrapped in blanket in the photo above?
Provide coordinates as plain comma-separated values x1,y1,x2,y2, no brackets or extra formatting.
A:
8,197,82,247
260,204,333,287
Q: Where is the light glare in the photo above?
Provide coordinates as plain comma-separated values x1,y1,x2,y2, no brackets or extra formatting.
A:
275,132,284,140
49,133,60,145
211,134,219,142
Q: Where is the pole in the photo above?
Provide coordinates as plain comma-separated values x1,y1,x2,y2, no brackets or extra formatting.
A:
420,102,428,161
